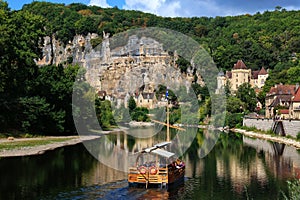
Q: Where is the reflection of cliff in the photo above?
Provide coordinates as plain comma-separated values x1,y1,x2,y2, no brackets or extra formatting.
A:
243,137,300,179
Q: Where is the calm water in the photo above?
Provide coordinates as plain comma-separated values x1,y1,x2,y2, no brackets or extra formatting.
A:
0,129,299,200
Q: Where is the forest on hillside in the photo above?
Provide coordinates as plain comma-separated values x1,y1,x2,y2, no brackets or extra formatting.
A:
1,1,300,135
21,2,300,70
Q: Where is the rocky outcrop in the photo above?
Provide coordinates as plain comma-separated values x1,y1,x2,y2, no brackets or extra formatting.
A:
36,33,100,66
36,32,204,99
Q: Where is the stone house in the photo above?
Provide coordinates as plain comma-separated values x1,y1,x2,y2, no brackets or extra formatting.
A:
216,60,269,93
265,84,296,118
290,87,300,119
135,92,157,109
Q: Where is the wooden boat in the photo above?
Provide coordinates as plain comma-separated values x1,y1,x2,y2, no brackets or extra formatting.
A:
128,91,185,188
128,141,185,188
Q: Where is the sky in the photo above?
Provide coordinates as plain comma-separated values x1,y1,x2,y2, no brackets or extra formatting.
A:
5,0,300,17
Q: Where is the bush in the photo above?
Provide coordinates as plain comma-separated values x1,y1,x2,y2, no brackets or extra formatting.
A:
130,107,149,122
282,179,300,200
266,129,275,135
297,132,300,140
241,126,258,131
225,112,243,128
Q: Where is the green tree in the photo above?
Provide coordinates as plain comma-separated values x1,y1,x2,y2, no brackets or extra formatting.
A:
131,107,149,122
128,96,136,113
287,65,300,84
236,83,257,112
18,96,65,134
226,96,245,113
95,99,116,130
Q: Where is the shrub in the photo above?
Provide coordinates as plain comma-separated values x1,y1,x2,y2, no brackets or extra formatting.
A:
297,132,300,140
266,129,275,135
282,179,300,200
131,107,149,122
225,112,243,128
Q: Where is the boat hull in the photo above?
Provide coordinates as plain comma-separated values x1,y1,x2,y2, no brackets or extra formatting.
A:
128,166,185,188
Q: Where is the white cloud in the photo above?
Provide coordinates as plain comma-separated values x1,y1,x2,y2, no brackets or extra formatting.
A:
89,0,300,17
284,5,300,11
123,0,181,17
158,1,181,17
89,0,111,8
122,0,243,17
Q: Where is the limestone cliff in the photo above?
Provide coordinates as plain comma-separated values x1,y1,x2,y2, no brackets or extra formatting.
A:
36,33,204,98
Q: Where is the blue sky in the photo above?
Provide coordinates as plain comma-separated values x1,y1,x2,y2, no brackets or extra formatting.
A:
5,0,300,17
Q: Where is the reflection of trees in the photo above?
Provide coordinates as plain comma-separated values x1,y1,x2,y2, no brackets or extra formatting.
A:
181,131,290,198
0,145,98,199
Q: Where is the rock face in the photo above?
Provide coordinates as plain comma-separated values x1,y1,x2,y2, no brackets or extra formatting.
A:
36,33,204,99
36,33,100,67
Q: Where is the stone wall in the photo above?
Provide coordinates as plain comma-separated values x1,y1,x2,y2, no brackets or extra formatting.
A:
243,118,300,137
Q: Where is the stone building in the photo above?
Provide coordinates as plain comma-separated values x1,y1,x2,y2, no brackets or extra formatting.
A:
290,87,300,119
216,60,268,93
265,84,297,118
135,92,157,109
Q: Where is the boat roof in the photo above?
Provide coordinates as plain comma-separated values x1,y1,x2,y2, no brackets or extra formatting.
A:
141,141,175,158
151,148,175,158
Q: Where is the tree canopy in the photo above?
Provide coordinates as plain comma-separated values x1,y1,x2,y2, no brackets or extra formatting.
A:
2,1,300,134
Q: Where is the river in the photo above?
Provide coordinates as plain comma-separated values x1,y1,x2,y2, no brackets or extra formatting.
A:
0,128,299,199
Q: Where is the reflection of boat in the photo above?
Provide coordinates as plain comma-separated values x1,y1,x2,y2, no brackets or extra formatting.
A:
128,90,185,188
128,141,185,188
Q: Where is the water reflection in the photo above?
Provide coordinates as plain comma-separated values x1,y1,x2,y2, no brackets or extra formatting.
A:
0,130,299,199
83,126,200,172
243,136,300,180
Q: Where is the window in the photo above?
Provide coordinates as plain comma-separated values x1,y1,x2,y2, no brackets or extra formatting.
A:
236,74,238,77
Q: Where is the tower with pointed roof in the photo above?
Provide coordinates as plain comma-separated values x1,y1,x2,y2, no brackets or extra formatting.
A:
230,60,251,91
257,67,269,88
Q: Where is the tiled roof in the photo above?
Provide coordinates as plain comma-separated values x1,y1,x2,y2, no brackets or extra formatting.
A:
98,91,107,97
218,71,225,76
251,70,259,79
292,87,300,102
279,109,289,114
269,95,293,107
233,60,247,70
142,93,155,99
226,71,232,79
258,67,268,75
267,84,296,96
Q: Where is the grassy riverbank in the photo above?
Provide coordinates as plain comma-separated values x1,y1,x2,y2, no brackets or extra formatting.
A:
0,135,100,157
0,137,73,151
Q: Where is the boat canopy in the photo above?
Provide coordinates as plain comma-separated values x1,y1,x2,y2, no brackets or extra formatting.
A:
139,141,175,158
151,148,175,159
143,141,171,153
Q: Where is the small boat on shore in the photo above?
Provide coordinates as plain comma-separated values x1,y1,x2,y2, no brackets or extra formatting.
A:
128,141,185,188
